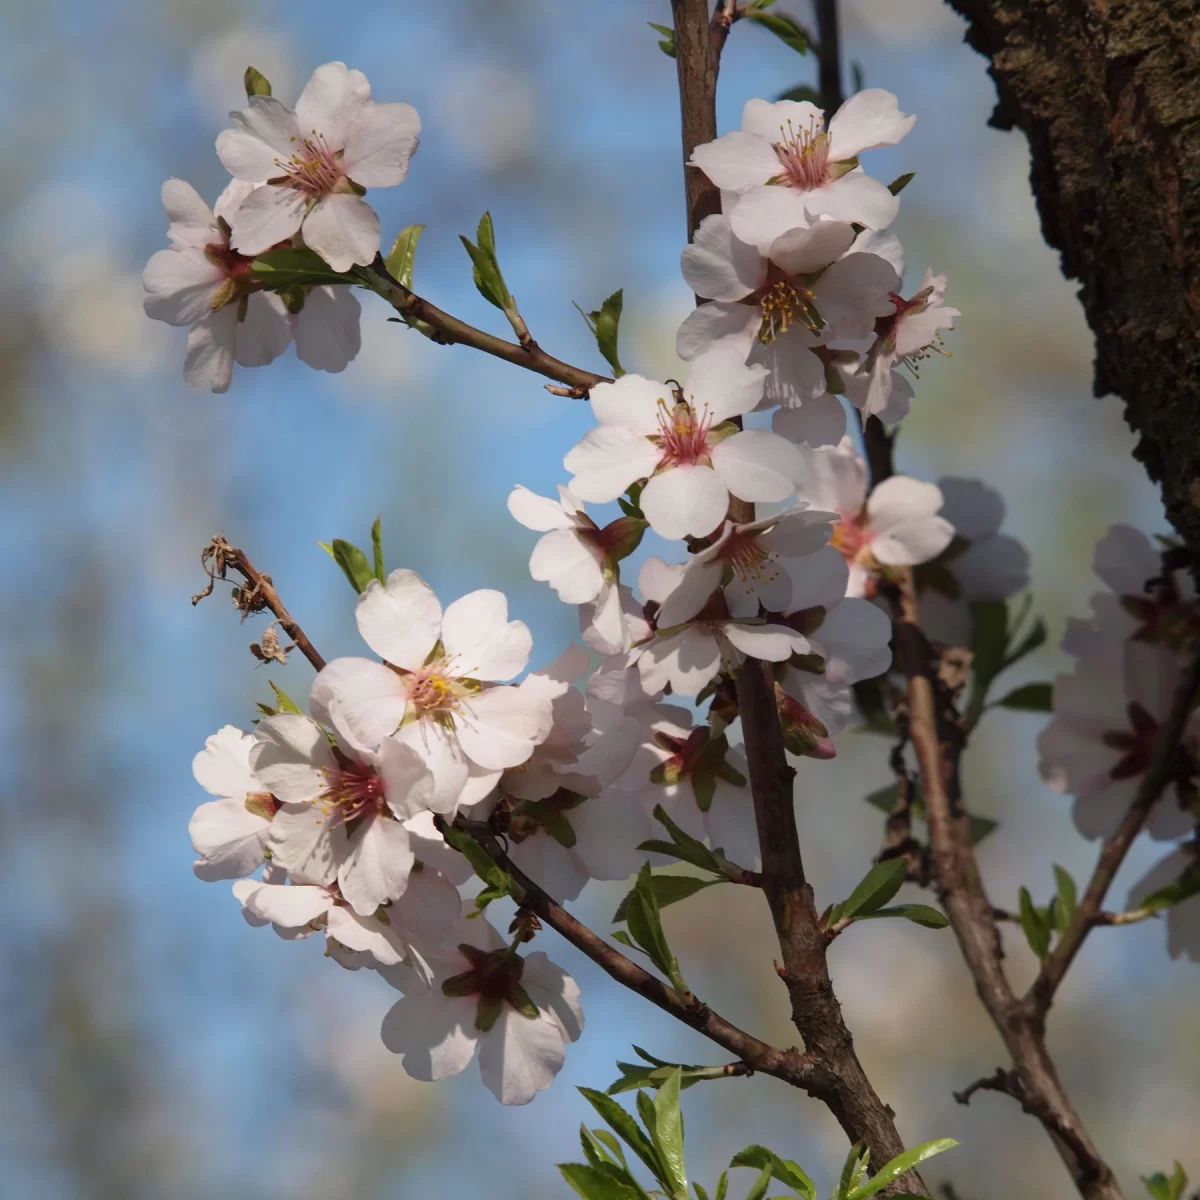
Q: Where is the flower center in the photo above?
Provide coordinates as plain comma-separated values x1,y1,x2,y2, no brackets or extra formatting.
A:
771,118,830,191
272,132,347,198
654,398,712,468
1102,701,1159,781
757,278,820,343
320,763,385,826
830,514,872,564
405,662,466,715
721,528,778,589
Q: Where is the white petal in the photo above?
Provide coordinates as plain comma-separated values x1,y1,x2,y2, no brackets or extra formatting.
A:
343,102,422,186
868,477,953,565
339,814,414,915
212,179,256,227
356,568,442,668
250,713,336,803
521,952,584,1043
142,247,223,326
656,557,724,628
404,811,474,885
161,178,218,248
565,426,660,503
814,252,902,339
711,429,804,502
826,89,916,161
689,129,780,192
638,556,687,606
530,530,604,604
796,440,866,517
381,988,478,1080
442,590,532,682
457,687,548,771
301,193,381,272
268,802,345,885
589,374,671,435
640,466,729,540
729,186,817,255
685,343,768,423
768,220,855,275
326,906,405,965
478,1007,567,1105
183,309,237,393
233,292,293,367
637,629,722,696
810,598,893,682
871,515,955,566
310,656,410,747
391,721,470,814
189,798,269,879
390,865,463,939
377,735,437,820
244,882,333,927
936,477,1005,541
681,214,764,301
216,98,303,179
755,334,829,409
193,725,258,798
294,61,372,141
227,184,307,256
569,792,651,882
293,286,362,372
675,301,756,361
760,508,837,557
1093,524,1159,595
507,485,573,532
721,622,802,662
785,546,851,612
802,173,900,230
741,96,823,141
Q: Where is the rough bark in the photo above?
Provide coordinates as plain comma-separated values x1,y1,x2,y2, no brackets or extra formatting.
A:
944,0,1200,556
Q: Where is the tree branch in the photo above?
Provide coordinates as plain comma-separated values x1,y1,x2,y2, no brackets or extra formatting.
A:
672,0,722,237
894,573,1123,1200
192,536,326,673
1030,651,1200,1014
941,0,1200,565
364,260,609,394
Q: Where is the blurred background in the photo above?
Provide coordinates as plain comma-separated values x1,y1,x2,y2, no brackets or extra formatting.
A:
0,1,1193,1197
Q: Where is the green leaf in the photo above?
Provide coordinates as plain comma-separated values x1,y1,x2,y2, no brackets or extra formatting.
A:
846,1139,958,1199
1018,886,1051,958
743,10,809,54
613,874,720,923
580,1125,617,1170
715,1172,728,1200
611,930,636,950
743,1164,774,1200
652,1068,687,1196
268,681,303,715
969,814,999,845
729,1145,816,1200
862,904,950,930
777,83,821,104
577,289,625,376
558,1162,646,1200
1141,1161,1188,1200
969,600,1009,694
251,247,350,288
887,172,915,195
370,517,386,583
994,682,1053,712
591,1130,629,1170
1137,867,1200,913
578,1088,664,1184
243,66,271,97
864,783,900,814
460,213,512,310
1053,864,1077,932
647,21,676,56
640,805,727,877
330,538,376,594
836,1142,870,1200
829,858,908,925
385,224,425,290
622,864,688,993
693,1186,710,1200
1002,616,1047,670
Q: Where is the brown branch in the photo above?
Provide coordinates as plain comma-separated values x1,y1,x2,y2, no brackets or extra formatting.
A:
192,536,326,673
895,572,1123,1200
814,0,845,110
672,0,722,238
471,823,817,1088
1030,651,1200,1014
365,259,608,394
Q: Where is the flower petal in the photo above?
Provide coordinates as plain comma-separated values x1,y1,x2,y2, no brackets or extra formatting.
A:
243,882,333,927
530,530,604,604
675,301,756,361
183,309,237,393
193,725,258,798
442,589,532,682
689,129,780,192
826,89,916,161
477,1007,567,1105
391,721,470,813
356,568,442,668
456,686,549,771
292,285,362,372
226,184,308,256
681,214,764,301
189,798,269,880
233,292,293,368
339,813,414,914
729,186,816,254
216,97,303,179
589,373,671,435
802,172,900,230
301,193,381,272
251,713,337,802
768,220,855,276
161,178,218,248
343,101,422,187
565,425,660,503
711,429,804,502
507,485,573,532
143,247,223,326
381,988,478,1080
294,61,372,141
640,465,730,540
684,344,768,422
311,656,410,747
656,556,724,628
268,802,345,886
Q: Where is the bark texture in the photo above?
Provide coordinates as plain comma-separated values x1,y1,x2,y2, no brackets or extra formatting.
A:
945,0,1200,554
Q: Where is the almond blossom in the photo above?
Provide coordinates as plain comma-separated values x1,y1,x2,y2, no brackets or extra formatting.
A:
564,346,804,540
189,724,276,880
690,90,915,251
217,61,420,272
1128,843,1200,963
795,438,954,597
310,569,552,814
381,918,583,1105
630,557,808,696
655,506,835,626
250,711,434,915
143,178,291,392
677,216,901,429
854,269,959,419
1037,641,1200,842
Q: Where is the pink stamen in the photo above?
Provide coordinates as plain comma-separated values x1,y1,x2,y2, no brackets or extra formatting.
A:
274,131,346,198
772,118,830,191
321,764,385,826
655,399,712,468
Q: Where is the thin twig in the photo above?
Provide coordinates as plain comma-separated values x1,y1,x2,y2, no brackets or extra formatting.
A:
1029,652,1200,1013
193,536,326,672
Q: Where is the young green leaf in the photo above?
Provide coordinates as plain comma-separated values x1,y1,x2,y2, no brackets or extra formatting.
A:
1001,616,1047,671
1140,1161,1188,1200
613,874,720,923
460,212,512,310
1136,867,1200,913
577,289,625,376
887,172,915,195
1018,886,1052,958
729,1145,816,1200
693,1186,710,1200
846,1139,958,1200
330,539,376,593
647,21,676,56
578,1088,665,1184
836,1142,870,1200
862,904,951,930
829,858,908,924
267,681,303,715
968,599,1009,706
385,224,425,290
558,1162,647,1200
622,864,688,993
714,1171,728,1200
994,682,1053,712
243,66,272,98
742,9,810,54
743,1164,775,1200
1053,864,1077,931
370,516,385,583
652,1068,688,1197
251,247,351,288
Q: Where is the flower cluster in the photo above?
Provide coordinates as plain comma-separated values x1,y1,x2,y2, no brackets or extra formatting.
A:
1039,525,1200,959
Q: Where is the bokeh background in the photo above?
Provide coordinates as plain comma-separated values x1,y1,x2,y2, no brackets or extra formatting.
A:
1,1,1194,1197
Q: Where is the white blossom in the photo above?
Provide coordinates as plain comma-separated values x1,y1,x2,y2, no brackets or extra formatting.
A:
1128,845,1200,963
190,724,275,880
